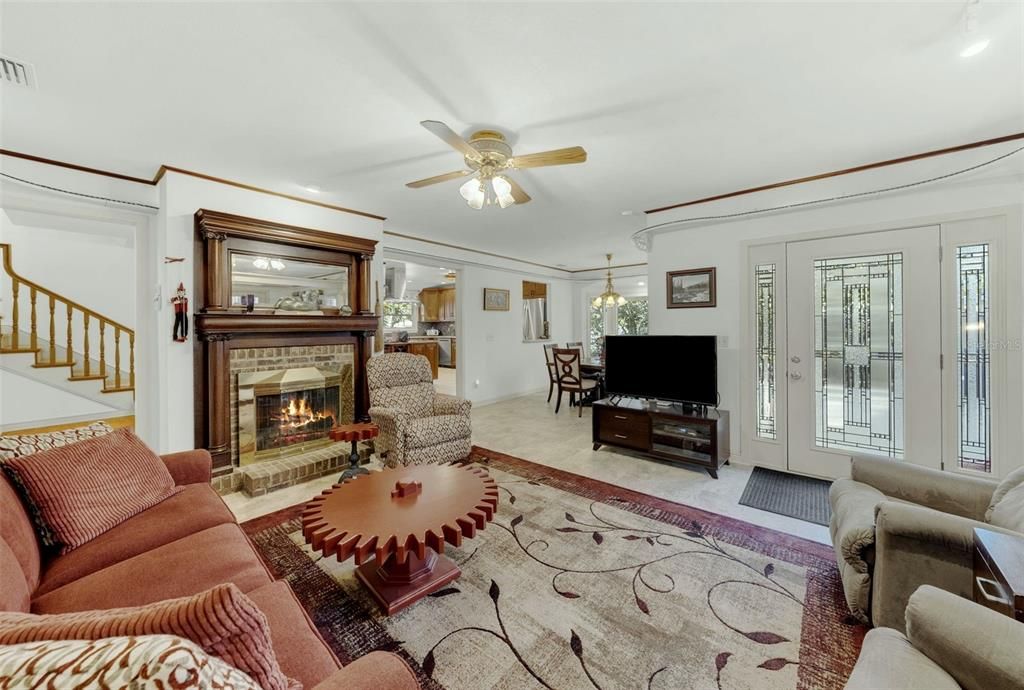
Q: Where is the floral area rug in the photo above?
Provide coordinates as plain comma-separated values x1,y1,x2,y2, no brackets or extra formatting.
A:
241,447,865,690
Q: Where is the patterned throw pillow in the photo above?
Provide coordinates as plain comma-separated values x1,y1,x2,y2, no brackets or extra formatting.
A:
0,635,262,689
3,428,182,553
0,421,114,551
0,583,295,690
0,420,114,460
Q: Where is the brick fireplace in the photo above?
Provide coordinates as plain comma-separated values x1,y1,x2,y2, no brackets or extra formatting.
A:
192,209,379,496
232,348,354,466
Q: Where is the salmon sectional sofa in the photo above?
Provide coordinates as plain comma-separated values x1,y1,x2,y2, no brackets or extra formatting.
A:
0,448,419,690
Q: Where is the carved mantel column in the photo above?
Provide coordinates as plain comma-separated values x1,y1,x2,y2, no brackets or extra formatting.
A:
356,253,373,316
201,229,228,311
201,332,232,466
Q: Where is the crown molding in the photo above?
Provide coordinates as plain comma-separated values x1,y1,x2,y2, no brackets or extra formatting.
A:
644,131,1024,215
0,149,386,221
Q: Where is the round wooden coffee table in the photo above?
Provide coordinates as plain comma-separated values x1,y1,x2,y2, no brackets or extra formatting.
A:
302,464,498,615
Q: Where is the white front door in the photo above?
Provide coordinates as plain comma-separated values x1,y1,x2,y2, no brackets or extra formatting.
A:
785,226,942,478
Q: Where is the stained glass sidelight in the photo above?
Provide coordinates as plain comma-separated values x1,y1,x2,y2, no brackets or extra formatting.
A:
955,244,991,473
813,254,904,457
755,264,777,439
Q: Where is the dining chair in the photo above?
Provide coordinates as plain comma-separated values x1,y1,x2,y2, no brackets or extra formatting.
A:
543,343,560,403
552,348,598,417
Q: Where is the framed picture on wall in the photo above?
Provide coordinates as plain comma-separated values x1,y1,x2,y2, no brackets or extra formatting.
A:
666,267,717,308
483,288,510,311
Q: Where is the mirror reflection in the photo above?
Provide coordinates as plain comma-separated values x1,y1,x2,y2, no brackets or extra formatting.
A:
230,253,350,313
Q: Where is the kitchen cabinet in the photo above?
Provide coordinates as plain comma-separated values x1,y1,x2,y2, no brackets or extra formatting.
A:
419,289,441,322
419,286,455,322
406,341,439,379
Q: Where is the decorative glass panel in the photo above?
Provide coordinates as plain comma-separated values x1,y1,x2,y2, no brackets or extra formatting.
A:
755,264,777,439
813,254,904,457
956,244,991,473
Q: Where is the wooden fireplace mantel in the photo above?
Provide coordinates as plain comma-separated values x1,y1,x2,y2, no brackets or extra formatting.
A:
192,209,380,474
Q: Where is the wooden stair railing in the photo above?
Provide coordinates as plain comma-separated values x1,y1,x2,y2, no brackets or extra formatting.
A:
0,243,134,394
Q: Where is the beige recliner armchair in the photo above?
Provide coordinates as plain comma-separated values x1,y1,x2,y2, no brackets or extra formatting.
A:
829,456,1024,631
845,585,1024,690
367,353,472,468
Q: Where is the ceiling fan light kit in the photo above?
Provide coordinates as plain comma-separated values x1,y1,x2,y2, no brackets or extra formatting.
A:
407,120,587,210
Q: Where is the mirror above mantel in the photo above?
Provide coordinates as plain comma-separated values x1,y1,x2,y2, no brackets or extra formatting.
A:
229,251,351,315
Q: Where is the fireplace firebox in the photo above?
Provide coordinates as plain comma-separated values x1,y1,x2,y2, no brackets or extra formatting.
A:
237,367,342,464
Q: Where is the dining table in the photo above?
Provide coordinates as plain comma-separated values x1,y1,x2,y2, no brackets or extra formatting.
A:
579,358,605,402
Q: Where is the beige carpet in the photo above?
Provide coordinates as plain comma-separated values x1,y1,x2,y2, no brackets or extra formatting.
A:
244,447,864,690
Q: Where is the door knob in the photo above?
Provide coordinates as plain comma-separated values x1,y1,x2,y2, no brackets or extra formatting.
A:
791,356,801,363
789,372,802,381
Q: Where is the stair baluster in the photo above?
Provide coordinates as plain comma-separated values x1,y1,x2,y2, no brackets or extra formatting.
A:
11,279,19,349
66,303,73,360
129,332,135,389
29,287,37,350
99,321,106,379
114,328,122,389
82,313,91,377
48,295,56,362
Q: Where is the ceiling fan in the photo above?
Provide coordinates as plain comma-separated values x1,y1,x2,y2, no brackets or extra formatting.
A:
405,120,587,209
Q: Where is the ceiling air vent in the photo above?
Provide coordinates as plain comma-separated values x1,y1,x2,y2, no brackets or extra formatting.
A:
0,56,36,88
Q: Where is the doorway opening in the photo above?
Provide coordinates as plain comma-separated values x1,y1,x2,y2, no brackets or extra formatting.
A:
381,253,460,397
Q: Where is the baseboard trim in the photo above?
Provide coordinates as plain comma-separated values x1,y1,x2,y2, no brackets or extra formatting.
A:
470,387,547,409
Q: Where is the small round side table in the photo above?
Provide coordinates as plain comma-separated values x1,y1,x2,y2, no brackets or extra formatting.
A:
330,422,380,481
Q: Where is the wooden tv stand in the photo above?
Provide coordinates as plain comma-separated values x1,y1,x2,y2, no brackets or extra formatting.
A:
592,397,730,478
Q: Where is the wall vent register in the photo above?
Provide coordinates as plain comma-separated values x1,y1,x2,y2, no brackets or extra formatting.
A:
0,56,36,88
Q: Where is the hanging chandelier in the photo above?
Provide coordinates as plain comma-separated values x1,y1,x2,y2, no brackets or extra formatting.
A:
593,254,626,308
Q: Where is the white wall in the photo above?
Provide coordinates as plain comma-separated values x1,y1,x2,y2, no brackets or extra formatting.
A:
0,210,136,327
457,264,574,406
0,371,116,429
645,177,1024,476
156,171,385,453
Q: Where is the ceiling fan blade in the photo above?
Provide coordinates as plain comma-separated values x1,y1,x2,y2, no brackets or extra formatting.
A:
506,177,532,204
420,120,482,161
509,146,587,169
405,170,472,188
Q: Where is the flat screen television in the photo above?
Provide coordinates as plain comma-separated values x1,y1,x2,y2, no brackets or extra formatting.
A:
603,335,717,405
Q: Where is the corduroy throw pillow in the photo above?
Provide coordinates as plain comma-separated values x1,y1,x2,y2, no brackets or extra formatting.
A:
3,428,182,553
0,583,296,690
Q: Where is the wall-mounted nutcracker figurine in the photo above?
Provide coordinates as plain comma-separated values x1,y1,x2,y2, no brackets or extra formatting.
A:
171,282,189,342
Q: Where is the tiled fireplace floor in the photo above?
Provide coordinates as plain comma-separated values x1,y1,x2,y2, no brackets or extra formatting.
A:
223,390,830,544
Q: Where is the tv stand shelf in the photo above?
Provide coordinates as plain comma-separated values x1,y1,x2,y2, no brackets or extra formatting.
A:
592,398,729,478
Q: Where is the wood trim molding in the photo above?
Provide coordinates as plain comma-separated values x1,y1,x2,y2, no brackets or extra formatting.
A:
195,209,378,255
158,166,386,220
644,131,1024,215
0,149,386,221
0,149,154,185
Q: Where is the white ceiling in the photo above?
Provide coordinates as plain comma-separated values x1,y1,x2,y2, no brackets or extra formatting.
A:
2,2,1021,270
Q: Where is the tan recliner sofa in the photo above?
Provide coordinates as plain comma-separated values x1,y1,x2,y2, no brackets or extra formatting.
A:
829,456,1024,631
845,586,1024,690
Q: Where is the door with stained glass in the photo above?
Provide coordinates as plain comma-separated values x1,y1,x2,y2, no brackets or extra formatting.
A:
785,227,942,478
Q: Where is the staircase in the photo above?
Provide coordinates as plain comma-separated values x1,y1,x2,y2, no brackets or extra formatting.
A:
0,243,134,413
